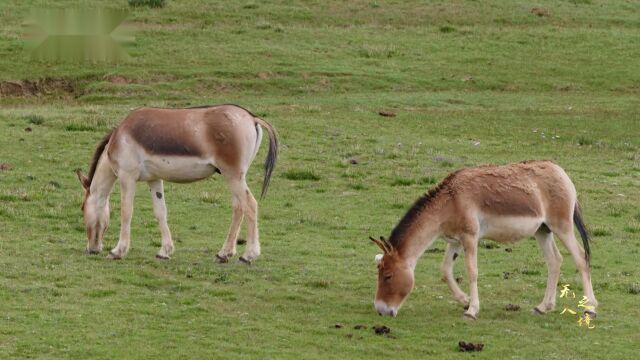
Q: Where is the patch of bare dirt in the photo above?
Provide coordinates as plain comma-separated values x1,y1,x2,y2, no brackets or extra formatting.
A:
378,110,396,117
108,75,130,84
0,78,78,97
0,163,11,171
531,7,550,17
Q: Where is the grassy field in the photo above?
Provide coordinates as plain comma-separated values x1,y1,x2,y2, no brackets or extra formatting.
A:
1,0,639,358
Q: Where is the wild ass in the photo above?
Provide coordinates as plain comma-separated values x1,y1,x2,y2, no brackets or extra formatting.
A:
75,104,278,264
371,160,597,320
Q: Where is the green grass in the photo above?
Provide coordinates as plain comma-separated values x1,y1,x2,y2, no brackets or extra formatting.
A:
1,1,639,359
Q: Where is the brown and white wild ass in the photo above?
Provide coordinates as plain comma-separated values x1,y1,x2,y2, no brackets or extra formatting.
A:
371,160,597,320
75,104,278,264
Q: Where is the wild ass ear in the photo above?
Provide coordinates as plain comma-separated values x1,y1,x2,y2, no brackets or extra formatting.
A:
369,236,392,254
375,253,384,264
75,169,90,190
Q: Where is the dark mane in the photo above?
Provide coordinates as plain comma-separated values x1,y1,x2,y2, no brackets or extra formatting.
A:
388,171,459,248
185,103,260,118
87,129,114,185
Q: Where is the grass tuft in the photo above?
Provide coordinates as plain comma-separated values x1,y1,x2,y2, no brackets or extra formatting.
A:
282,170,320,181
128,0,165,8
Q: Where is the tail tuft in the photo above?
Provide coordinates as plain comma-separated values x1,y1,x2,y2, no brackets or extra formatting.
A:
254,117,278,199
573,202,590,265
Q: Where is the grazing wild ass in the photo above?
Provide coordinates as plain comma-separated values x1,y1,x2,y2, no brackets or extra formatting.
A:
75,104,278,264
371,160,597,320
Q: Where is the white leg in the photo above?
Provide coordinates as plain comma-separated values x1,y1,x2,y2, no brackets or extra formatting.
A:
109,176,136,259
534,231,563,314
555,230,598,314
149,180,174,259
240,187,259,263
441,243,469,306
216,195,243,262
462,236,480,320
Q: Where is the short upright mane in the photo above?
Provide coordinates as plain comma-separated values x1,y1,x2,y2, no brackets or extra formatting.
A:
388,171,459,248
87,129,113,185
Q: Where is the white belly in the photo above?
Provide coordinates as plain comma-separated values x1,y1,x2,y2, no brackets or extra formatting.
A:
479,215,544,243
139,155,217,183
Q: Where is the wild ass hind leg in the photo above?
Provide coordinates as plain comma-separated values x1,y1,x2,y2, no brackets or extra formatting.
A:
236,181,259,264
441,243,470,307
215,193,243,263
148,180,174,260
108,176,136,260
533,229,563,314
553,225,598,316
461,235,480,320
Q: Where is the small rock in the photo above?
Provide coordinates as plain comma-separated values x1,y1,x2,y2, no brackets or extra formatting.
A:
505,304,520,311
372,325,391,335
109,75,129,84
378,111,396,117
334,323,343,329
458,341,484,352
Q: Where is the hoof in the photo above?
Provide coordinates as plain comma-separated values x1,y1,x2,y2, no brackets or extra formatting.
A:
107,251,122,260
533,307,545,315
215,254,229,263
85,249,101,255
583,310,597,319
238,256,252,265
463,313,477,321
155,254,170,260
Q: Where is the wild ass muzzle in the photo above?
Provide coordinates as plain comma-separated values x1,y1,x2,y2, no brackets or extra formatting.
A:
76,104,278,264
371,160,597,320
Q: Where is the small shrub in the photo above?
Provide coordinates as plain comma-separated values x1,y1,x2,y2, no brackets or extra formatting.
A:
128,0,166,8
591,227,611,237
418,176,437,185
25,115,44,125
348,183,367,191
577,136,594,146
624,223,640,234
64,123,96,132
480,240,500,249
439,25,456,33
627,283,640,295
283,170,320,181
390,177,414,186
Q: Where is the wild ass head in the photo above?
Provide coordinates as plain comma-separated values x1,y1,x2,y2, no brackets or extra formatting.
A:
370,236,415,317
76,169,110,254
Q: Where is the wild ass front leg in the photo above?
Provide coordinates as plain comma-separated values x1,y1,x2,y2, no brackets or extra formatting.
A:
534,231,563,314
462,236,480,320
108,177,136,259
148,180,174,259
441,243,469,306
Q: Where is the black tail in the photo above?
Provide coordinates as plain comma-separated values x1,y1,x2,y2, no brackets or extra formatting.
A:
573,202,590,265
254,117,278,199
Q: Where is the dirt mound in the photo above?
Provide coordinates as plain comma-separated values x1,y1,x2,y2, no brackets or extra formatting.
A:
0,78,79,97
